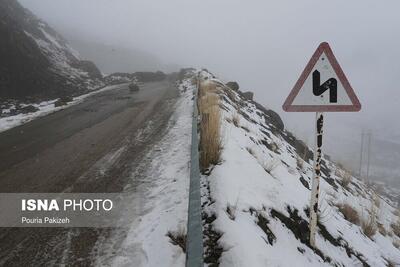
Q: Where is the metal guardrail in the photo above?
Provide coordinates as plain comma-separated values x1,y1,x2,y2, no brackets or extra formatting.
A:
185,82,204,267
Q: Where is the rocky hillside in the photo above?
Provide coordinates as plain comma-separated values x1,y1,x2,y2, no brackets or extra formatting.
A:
0,0,103,101
192,70,400,266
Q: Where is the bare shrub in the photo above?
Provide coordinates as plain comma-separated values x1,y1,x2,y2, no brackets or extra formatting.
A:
166,228,187,253
393,240,400,249
199,82,222,171
226,205,236,220
226,199,239,221
362,218,378,238
337,203,360,225
361,202,378,238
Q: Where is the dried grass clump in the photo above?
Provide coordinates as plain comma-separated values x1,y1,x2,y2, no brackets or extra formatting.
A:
166,228,187,253
199,81,222,171
198,82,218,113
361,202,378,238
362,218,378,238
226,199,239,221
199,81,217,97
337,203,360,225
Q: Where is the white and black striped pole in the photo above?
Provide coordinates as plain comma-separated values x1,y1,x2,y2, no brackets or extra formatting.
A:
309,112,324,247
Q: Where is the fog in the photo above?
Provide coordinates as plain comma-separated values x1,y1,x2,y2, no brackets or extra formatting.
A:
19,0,400,183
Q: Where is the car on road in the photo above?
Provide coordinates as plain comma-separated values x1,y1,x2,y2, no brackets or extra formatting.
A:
129,82,140,92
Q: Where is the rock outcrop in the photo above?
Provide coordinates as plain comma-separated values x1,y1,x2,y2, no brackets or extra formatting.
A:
242,91,254,100
226,81,239,91
0,0,103,101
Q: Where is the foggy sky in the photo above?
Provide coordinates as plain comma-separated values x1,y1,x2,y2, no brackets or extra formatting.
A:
19,0,400,172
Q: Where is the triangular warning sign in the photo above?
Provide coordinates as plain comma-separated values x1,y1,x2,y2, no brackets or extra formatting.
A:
283,42,361,112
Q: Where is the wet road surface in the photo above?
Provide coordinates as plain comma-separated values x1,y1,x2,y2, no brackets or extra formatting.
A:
0,80,180,265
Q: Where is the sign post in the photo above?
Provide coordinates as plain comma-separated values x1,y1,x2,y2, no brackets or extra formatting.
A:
283,42,361,248
309,112,323,246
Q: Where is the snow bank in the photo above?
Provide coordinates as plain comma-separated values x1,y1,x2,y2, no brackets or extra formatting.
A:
0,84,124,133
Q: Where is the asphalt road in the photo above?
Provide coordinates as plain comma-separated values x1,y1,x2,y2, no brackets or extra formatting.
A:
0,80,179,265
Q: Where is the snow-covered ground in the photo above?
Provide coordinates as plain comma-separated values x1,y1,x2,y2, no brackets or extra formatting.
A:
92,76,195,267
199,70,400,266
0,84,125,133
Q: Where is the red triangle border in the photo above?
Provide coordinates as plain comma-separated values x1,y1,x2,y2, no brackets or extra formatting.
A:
283,42,361,112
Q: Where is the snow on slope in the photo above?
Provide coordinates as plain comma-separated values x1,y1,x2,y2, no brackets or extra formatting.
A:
197,70,400,266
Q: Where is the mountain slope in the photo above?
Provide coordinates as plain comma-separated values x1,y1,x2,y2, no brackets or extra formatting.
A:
0,0,103,101
193,70,400,266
